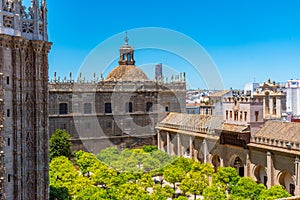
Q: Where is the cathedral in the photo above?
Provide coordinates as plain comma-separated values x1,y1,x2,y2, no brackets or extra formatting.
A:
49,35,186,153
0,0,51,199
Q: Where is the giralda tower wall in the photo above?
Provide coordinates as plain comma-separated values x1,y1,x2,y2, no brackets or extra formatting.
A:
0,0,51,199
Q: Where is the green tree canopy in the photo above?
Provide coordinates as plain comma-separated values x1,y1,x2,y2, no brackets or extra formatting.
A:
203,185,227,200
259,185,291,200
96,146,120,166
150,185,174,200
180,171,209,200
50,129,72,160
163,166,186,191
229,177,266,200
142,145,158,153
213,166,240,190
75,150,100,176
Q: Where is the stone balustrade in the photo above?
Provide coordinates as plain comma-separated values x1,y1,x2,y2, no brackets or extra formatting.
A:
252,136,300,151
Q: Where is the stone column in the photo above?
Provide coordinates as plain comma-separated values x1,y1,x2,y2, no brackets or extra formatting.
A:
177,134,181,156
269,97,273,115
220,157,224,167
276,98,281,118
167,132,170,155
203,139,207,163
266,151,274,188
189,136,194,159
157,131,161,150
245,151,250,177
294,156,300,195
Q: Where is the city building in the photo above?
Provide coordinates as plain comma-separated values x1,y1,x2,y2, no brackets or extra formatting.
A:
156,79,298,195
286,79,300,119
49,37,186,153
156,113,300,195
186,102,213,115
0,0,51,199
244,82,260,96
253,79,286,120
209,90,232,116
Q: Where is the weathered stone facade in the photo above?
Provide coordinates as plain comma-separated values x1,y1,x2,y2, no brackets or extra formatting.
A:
0,1,51,199
49,39,186,153
157,113,300,195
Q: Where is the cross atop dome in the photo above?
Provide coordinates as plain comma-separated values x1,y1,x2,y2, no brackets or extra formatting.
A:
124,31,129,45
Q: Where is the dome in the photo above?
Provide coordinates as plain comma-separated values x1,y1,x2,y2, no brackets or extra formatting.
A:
106,65,149,81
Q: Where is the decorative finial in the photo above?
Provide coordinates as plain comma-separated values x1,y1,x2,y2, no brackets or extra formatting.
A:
125,31,129,45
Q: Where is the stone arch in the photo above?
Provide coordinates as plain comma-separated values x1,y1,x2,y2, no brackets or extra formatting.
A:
253,165,267,186
211,154,221,172
230,155,244,177
277,171,296,195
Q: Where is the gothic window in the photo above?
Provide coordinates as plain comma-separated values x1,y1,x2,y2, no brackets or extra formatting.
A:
226,110,228,120
125,102,133,113
146,102,153,112
230,111,232,119
84,103,92,114
244,112,247,121
105,103,112,113
206,108,208,115
255,111,259,122
59,103,68,115
240,111,243,121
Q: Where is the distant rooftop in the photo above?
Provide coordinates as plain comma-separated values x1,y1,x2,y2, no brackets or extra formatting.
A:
209,90,231,97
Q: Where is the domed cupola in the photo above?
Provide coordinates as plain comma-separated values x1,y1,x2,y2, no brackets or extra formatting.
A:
118,31,135,66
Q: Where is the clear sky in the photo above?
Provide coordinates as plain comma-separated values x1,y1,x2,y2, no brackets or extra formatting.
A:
31,0,300,89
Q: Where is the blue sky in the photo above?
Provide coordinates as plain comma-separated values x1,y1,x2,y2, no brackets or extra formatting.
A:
31,0,300,89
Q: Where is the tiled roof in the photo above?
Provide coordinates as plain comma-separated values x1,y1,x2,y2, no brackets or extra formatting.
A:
158,112,223,130
254,121,300,143
106,65,149,81
209,90,231,97
219,123,249,133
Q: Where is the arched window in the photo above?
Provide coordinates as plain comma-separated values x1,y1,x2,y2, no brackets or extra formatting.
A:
146,102,153,112
84,103,92,114
105,103,112,113
59,103,68,114
122,54,126,61
125,102,133,113
127,53,131,61
165,106,169,112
